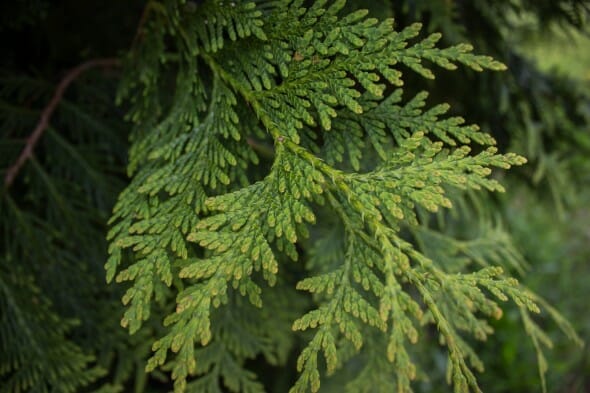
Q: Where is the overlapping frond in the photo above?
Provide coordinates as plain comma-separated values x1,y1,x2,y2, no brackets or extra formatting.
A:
106,1,581,392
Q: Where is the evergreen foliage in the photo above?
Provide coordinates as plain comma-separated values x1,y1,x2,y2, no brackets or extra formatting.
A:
395,0,590,213
103,1,578,392
1,1,587,392
0,72,141,392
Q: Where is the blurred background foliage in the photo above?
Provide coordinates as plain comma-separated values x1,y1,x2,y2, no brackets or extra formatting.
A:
0,0,589,392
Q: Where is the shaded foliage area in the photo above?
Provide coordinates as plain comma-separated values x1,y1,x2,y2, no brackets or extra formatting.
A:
1,1,588,392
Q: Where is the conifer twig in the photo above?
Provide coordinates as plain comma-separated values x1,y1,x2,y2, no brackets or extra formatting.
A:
131,2,152,49
4,58,120,188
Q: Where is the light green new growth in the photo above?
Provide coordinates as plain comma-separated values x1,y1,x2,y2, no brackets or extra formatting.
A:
106,1,581,392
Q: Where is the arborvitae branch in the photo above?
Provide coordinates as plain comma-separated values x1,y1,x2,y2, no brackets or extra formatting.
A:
104,1,582,392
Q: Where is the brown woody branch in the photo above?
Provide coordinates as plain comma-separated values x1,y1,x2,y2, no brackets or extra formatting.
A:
131,3,151,48
4,58,120,188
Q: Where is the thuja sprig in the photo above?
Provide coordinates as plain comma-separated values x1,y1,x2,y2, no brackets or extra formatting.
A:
106,1,581,392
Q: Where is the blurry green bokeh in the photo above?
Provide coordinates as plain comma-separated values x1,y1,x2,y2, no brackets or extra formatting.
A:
520,27,590,81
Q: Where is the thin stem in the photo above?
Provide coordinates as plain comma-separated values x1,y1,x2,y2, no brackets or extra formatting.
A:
246,137,275,159
131,1,167,49
4,58,120,188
